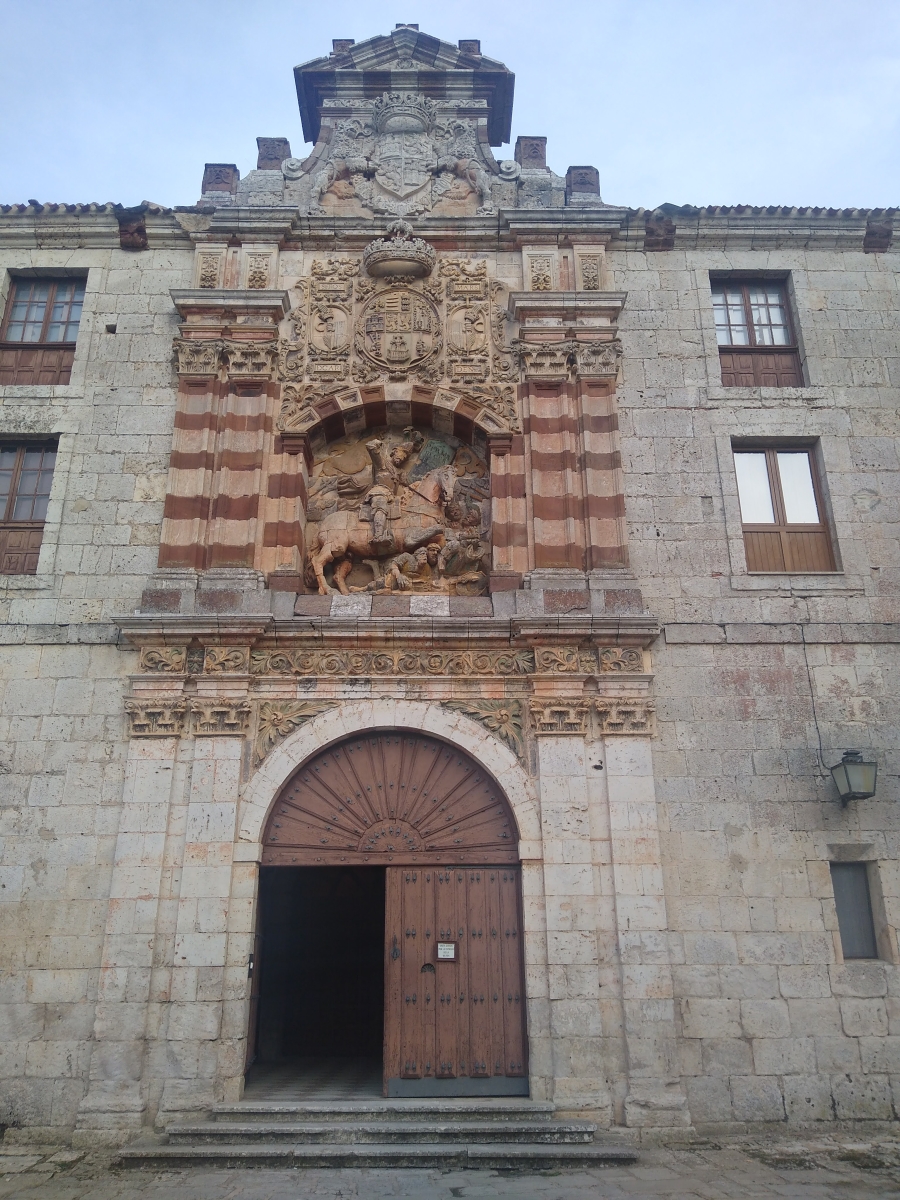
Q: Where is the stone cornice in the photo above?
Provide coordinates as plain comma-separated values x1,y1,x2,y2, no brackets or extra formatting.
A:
115,612,660,651
507,292,627,325
170,289,291,321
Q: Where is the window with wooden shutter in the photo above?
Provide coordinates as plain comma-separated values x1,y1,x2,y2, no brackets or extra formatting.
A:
0,278,85,385
733,445,836,572
712,280,803,387
0,442,57,574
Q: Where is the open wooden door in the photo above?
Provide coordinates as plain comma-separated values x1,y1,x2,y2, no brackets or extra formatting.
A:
384,865,527,1096
259,730,527,1096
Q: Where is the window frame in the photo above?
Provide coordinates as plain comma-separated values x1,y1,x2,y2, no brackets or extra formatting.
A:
732,441,837,573
830,862,879,961
711,276,804,387
0,439,58,575
0,275,86,386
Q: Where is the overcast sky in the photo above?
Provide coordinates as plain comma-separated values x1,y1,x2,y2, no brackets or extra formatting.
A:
2,0,899,211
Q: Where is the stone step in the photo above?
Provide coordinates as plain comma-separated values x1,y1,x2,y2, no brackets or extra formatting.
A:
211,1099,557,1123
119,1142,638,1171
166,1119,597,1145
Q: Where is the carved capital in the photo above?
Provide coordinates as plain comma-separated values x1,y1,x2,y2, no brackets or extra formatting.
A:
223,340,278,380
442,698,525,760
255,700,337,763
174,338,222,377
190,699,252,736
573,340,621,379
594,698,656,735
529,698,590,736
124,698,187,738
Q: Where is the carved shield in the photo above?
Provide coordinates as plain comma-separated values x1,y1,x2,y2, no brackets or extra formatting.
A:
374,133,435,201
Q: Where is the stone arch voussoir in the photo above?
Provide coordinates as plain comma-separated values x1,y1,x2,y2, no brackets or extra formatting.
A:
238,698,540,852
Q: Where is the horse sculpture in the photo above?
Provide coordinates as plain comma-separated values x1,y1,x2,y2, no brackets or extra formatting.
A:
307,462,458,595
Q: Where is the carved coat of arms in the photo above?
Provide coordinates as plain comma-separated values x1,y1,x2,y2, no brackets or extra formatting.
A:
355,287,442,378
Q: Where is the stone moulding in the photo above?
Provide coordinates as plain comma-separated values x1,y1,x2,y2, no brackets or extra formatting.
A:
442,698,525,760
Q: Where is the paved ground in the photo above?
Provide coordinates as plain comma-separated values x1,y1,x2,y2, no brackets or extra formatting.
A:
1,1139,899,1200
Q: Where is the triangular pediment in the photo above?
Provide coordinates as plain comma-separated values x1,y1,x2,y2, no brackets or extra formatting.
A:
294,27,514,146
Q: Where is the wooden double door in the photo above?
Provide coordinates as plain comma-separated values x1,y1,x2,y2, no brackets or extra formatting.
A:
259,730,529,1096
384,864,527,1096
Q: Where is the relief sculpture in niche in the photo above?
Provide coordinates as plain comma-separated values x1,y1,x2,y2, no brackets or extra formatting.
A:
305,427,489,596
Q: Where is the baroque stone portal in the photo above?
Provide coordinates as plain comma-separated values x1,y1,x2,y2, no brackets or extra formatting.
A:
305,427,490,595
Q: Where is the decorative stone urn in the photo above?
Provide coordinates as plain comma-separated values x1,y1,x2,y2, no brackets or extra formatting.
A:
362,219,436,278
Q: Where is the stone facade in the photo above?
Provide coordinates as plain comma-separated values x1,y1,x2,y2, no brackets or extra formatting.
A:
0,25,897,1142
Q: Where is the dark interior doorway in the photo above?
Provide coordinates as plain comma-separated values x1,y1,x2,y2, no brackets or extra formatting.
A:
253,867,386,1071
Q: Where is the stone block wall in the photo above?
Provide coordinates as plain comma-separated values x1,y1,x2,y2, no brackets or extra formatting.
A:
0,209,897,1135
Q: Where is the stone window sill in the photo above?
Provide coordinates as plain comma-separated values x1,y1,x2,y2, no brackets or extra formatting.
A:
729,573,866,595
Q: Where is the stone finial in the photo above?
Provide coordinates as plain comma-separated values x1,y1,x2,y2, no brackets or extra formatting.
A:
201,164,239,195
332,38,355,53
566,165,600,198
256,138,292,170
515,136,547,170
395,22,419,29
458,39,481,54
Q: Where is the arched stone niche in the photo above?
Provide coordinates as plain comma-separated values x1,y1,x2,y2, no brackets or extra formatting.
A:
300,417,492,595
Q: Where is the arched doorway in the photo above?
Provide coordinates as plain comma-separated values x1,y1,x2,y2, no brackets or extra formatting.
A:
253,730,528,1097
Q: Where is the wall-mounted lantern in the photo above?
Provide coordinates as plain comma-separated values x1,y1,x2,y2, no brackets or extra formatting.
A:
830,750,878,805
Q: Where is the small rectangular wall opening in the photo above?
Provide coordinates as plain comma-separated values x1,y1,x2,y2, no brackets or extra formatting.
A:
830,861,878,959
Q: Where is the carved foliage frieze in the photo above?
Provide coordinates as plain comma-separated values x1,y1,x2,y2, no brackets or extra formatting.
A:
137,644,644,678
248,648,534,677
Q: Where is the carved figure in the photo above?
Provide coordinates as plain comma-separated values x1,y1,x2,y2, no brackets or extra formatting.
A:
303,429,490,595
